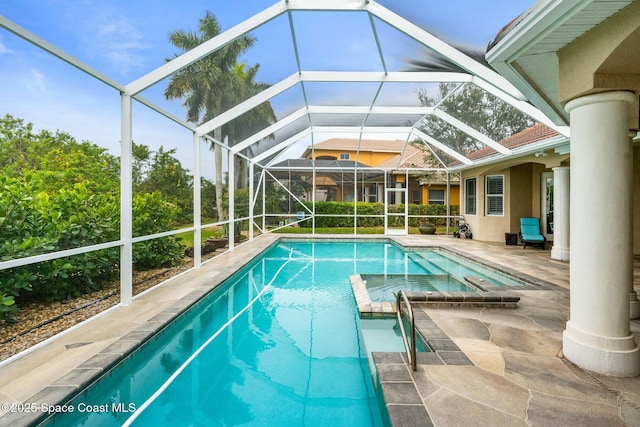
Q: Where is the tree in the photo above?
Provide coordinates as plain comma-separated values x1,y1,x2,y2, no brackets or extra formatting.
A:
135,145,193,219
165,11,275,222
132,142,152,188
0,114,119,194
166,12,252,222
224,63,276,189
416,83,535,164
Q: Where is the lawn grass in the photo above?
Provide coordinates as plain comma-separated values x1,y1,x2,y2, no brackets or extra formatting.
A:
271,226,453,235
176,225,456,247
175,226,224,247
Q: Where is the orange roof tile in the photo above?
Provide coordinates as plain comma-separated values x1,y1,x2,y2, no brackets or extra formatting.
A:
466,123,559,160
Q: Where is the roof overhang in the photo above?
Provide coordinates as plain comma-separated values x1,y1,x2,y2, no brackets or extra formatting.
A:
486,0,636,127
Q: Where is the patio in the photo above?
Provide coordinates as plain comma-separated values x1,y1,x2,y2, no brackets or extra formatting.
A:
1,234,638,426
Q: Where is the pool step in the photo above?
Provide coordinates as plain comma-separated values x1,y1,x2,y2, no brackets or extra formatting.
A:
360,318,405,353
464,275,500,291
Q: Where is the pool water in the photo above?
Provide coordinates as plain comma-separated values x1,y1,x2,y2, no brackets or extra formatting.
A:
363,249,523,301
43,240,521,426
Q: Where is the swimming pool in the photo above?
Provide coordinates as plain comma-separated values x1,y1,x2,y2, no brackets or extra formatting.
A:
41,240,521,426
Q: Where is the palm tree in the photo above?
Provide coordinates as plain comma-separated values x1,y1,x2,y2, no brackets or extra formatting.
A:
165,11,275,221
225,62,276,188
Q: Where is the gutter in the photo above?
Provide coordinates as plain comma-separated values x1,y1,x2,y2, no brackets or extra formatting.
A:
486,0,591,64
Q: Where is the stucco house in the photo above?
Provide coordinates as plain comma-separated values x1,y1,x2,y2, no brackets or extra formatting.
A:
453,123,569,246
300,138,460,205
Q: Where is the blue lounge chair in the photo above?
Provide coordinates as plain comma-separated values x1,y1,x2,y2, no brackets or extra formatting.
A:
520,217,545,249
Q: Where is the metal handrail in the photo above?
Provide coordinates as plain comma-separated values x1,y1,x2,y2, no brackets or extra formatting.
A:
396,290,417,371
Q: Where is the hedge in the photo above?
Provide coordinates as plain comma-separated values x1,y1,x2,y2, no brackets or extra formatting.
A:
0,177,184,321
297,201,459,228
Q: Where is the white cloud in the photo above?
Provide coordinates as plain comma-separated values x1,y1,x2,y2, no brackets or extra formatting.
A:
85,13,150,75
24,68,47,94
0,40,10,55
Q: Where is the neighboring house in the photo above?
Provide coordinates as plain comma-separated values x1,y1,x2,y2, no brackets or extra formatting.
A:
300,138,460,205
454,123,569,244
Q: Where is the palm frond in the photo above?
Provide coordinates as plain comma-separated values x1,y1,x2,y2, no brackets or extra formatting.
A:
405,43,492,73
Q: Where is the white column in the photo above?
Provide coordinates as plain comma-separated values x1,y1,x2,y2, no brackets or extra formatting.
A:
192,132,201,268
120,93,133,306
551,166,570,261
249,162,254,241
395,182,402,205
630,131,640,320
228,151,235,251
563,91,640,377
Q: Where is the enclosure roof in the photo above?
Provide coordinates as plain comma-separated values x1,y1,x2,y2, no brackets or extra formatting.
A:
0,0,571,172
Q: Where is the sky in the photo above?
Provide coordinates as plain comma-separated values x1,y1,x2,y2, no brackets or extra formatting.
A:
0,0,534,176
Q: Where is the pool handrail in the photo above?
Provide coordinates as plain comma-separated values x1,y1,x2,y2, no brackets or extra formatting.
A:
396,289,417,371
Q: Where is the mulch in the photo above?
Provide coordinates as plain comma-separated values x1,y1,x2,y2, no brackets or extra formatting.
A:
0,250,222,363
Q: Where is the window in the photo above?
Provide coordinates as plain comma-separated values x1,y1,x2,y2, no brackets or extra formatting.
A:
339,153,350,160
365,185,377,202
428,189,445,205
412,190,421,204
465,178,476,215
485,175,504,216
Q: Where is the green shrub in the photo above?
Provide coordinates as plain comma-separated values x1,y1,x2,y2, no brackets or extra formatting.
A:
298,201,459,228
0,179,185,311
132,192,184,269
0,292,18,324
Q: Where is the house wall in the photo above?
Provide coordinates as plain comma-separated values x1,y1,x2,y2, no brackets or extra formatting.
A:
308,149,398,167
509,163,533,233
460,153,566,243
420,185,460,206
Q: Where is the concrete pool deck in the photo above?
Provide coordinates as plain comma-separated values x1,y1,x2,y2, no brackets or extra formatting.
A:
1,234,639,426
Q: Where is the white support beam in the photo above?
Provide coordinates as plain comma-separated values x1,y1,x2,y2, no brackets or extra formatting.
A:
231,107,308,154
192,132,201,268
228,152,235,251
0,15,124,91
300,70,472,83
196,73,302,138
125,2,286,95
120,94,133,306
252,129,312,164
284,0,368,11
249,162,255,241
433,109,512,155
412,128,473,165
366,1,527,101
312,126,414,134
133,95,196,132
308,105,433,115
471,77,570,137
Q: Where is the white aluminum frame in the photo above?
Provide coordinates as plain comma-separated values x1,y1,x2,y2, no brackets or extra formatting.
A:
0,0,567,309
